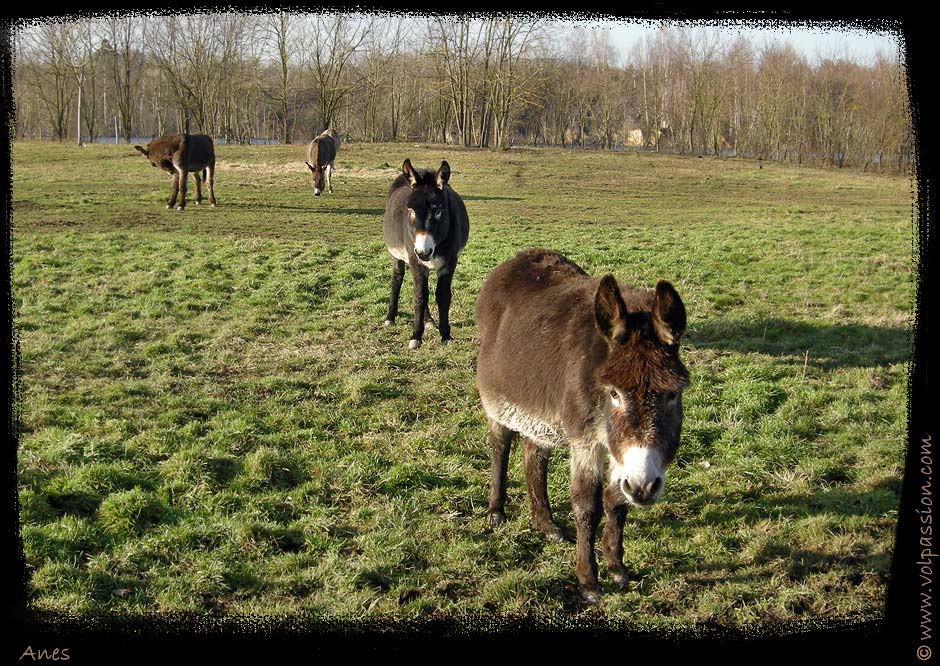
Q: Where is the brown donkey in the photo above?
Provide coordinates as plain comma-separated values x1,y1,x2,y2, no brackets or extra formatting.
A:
382,159,469,349
475,248,689,604
305,128,339,196
135,134,216,210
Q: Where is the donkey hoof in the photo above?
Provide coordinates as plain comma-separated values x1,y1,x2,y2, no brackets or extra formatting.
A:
176,206,185,211
487,510,505,528
383,319,393,327
611,571,630,589
408,339,421,350
440,338,450,347
579,586,602,605
424,320,437,330
543,526,566,543
165,204,172,209
210,204,216,208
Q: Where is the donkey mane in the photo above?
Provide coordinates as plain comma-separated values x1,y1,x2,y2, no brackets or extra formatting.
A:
597,330,690,395
393,168,441,189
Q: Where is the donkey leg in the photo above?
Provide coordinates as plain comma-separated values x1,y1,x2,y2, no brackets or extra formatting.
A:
176,167,189,210
434,268,454,344
207,164,216,207
423,276,436,332
602,482,630,588
193,171,203,205
408,260,429,349
384,258,406,326
423,303,437,331
167,172,180,209
326,163,334,193
522,438,565,542
487,419,515,528
570,441,605,604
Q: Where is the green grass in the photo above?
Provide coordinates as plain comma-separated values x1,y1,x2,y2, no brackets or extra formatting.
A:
12,141,911,626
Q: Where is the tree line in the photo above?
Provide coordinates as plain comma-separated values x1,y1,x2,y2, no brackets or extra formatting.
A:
12,15,910,173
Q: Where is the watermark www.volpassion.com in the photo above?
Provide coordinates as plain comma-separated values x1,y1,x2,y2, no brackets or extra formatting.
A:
917,433,935,661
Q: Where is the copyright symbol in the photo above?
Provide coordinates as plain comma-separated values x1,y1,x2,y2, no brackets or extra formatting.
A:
918,645,932,661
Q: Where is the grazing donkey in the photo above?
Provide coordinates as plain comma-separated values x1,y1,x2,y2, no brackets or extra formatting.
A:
305,128,339,196
382,159,470,349
134,134,216,210
476,248,689,604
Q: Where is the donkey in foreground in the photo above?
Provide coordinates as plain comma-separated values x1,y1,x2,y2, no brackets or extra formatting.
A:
305,128,339,196
134,134,216,210
476,249,689,604
382,159,469,349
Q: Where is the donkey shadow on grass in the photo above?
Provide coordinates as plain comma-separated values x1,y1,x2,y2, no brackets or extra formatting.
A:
460,194,523,202
221,202,386,216
624,476,902,590
686,317,910,370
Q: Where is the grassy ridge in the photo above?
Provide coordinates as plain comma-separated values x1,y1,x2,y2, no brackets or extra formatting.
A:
12,141,911,624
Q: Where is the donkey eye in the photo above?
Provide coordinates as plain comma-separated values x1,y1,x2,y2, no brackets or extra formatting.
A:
609,389,622,408
664,391,679,406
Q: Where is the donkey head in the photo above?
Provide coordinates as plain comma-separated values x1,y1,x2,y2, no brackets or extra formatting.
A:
135,142,171,171
402,158,451,263
593,276,689,507
305,160,327,196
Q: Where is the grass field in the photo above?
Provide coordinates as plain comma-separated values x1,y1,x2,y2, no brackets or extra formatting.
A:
12,140,912,627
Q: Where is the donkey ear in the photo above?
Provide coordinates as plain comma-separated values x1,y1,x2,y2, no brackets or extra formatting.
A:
402,159,419,187
594,275,628,343
305,161,315,172
435,160,451,189
651,280,687,345
134,145,149,157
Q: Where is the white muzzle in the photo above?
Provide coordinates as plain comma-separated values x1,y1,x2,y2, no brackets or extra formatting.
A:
613,446,665,506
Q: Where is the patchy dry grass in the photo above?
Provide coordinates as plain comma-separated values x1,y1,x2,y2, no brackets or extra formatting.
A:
12,140,911,628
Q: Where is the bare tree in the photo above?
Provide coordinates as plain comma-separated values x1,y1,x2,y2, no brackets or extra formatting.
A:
258,12,304,143
677,28,728,154
485,17,541,149
66,19,107,144
103,16,146,142
428,16,485,146
18,22,76,140
307,13,372,133
13,15,908,173
146,15,207,133
360,16,408,142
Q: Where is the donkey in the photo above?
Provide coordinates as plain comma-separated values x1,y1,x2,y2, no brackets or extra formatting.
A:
134,134,216,210
476,248,689,604
382,159,470,349
305,129,339,196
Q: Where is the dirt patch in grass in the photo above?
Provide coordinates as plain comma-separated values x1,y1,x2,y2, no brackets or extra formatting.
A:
218,160,397,180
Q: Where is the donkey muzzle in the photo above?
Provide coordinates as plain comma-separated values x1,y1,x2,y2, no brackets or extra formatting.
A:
615,446,666,507
414,232,436,262
619,475,664,506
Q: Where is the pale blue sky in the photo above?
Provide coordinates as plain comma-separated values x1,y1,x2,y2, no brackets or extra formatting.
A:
555,19,902,64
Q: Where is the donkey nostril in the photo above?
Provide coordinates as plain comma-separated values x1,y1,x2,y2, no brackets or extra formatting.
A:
619,478,632,498
650,476,663,495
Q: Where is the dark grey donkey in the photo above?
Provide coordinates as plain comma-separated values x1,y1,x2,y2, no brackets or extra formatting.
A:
476,248,689,604
382,159,470,350
134,133,216,210
305,129,339,196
